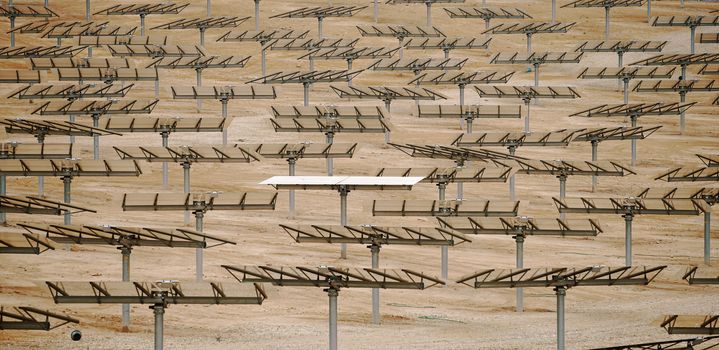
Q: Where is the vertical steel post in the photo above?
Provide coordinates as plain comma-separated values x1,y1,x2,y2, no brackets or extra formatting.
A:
199,28,205,47
86,0,90,20
373,0,378,22
624,213,633,266
509,146,516,201
69,115,76,144
623,78,629,104
459,84,465,106
196,69,203,111
207,0,211,17
120,246,132,331
384,99,391,113
88,46,93,58
591,141,598,192
309,57,315,71
326,132,334,176
604,6,610,40
679,90,687,133
398,37,404,60
515,234,524,312
37,137,44,196
485,19,490,30
161,131,169,189
153,303,164,350
559,175,567,221
261,47,267,76
523,98,531,133
288,158,296,219
255,0,261,30
140,15,145,37
10,17,15,48
437,182,446,201
328,288,338,350
183,162,191,225
456,161,464,201
552,0,556,24
690,26,696,55
318,17,324,39
426,2,432,27
630,116,637,166
441,245,449,282
221,99,228,145
195,208,204,282
92,114,100,160
555,286,566,350
370,244,380,325
646,0,651,22
0,175,5,223
617,51,624,91
63,176,72,224
347,59,353,86
303,82,310,106
705,211,711,266
533,63,539,87
339,186,348,259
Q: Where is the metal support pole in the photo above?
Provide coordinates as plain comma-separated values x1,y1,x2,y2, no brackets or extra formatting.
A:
604,6,610,40
199,28,205,47
441,245,448,282
195,209,204,281
161,131,169,189
555,286,566,350
466,117,473,134
140,14,145,37
426,3,432,27
88,47,93,58
646,0,651,22
303,83,310,107
679,91,687,133
56,37,61,47
37,137,44,196
617,51,624,91
92,114,100,160
63,176,71,225
623,78,629,104
207,0,211,17
153,303,164,350
309,57,315,71
630,116,637,166
183,162,191,225
398,37,404,60
485,19,490,30
623,213,633,266
690,26,696,54
86,0,90,20
514,234,524,312
384,99,391,113
0,175,5,223
370,244,380,325
681,64,686,81
533,63,539,87
373,0,378,22
524,98,531,133
327,288,338,350
591,141,598,192
526,34,532,71
332,184,352,263
120,246,132,331
326,132,334,176
261,48,267,76
559,175,567,220
705,211,711,266
437,182,446,201
254,0,260,30
69,115,76,144
318,17,323,39
347,59,353,87
509,146,516,201
552,0,556,23
288,158,296,219
155,80,160,98
459,84,465,106
339,187,348,259
221,99,228,145
196,69,203,111
10,17,15,48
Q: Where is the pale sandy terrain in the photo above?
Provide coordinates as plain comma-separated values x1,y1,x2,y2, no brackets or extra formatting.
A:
1,0,718,349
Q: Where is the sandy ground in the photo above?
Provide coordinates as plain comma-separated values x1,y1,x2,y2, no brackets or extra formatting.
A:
1,0,719,349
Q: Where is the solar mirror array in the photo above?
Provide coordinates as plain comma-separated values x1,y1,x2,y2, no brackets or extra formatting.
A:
1,1,719,350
